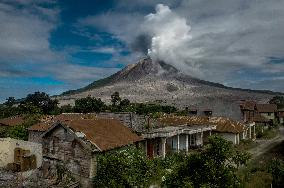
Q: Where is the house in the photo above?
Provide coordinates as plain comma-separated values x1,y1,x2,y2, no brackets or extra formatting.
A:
141,116,216,158
210,117,255,144
28,113,98,143
142,115,255,157
255,104,277,124
240,101,256,122
38,118,142,187
277,108,284,125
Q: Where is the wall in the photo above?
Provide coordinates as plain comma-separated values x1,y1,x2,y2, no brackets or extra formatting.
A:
42,126,93,179
28,131,43,143
97,112,147,132
0,137,42,168
260,112,275,120
216,132,238,144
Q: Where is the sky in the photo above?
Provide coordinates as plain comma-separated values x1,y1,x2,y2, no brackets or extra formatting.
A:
0,0,284,102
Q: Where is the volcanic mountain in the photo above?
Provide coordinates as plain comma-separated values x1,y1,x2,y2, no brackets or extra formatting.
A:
56,57,281,120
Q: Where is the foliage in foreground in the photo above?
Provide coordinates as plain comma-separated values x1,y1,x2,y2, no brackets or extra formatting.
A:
93,136,251,188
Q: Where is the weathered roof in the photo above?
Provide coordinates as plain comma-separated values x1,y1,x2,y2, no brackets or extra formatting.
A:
0,116,25,126
278,108,284,112
155,115,245,134
62,118,143,151
240,101,256,111
28,113,97,132
36,114,142,151
256,104,277,113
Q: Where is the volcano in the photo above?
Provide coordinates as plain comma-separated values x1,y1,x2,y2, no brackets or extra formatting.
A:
56,57,281,120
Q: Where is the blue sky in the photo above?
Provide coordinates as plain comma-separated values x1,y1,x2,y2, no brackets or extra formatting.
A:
0,0,284,102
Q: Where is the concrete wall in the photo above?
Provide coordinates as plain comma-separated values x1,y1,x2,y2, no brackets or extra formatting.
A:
216,132,239,144
97,112,147,132
0,137,42,168
28,131,43,143
260,112,275,121
42,126,93,179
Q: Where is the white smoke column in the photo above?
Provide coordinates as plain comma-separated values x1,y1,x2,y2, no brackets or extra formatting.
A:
144,4,202,75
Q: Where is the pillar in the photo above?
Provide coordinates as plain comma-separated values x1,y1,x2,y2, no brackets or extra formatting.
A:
161,138,166,158
209,130,212,136
253,125,256,139
185,134,189,153
201,132,204,146
177,134,180,152
249,126,252,139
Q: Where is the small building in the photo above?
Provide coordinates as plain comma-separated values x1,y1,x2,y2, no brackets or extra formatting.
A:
255,104,277,124
40,118,142,187
277,108,284,125
210,117,255,144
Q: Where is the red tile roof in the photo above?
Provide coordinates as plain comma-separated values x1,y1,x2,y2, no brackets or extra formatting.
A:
63,119,143,151
30,114,142,151
0,116,25,126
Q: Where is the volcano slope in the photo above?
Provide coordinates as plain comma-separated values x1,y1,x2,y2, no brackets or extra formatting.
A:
56,58,281,120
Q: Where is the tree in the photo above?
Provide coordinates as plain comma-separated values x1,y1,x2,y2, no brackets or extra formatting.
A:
4,97,16,107
74,96,105,113
23,91,58,114
162,136,251,188
120,99,130,107
93,147,155,187
111,91,121,106
269,96,284,109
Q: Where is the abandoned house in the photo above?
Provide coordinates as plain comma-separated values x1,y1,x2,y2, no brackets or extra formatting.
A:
255,104,277,123
141,116,217,158
277,108,284,125
38,118,142,187
141,115,255,158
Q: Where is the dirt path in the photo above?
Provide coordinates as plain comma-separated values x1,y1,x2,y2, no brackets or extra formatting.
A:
248,127,284,158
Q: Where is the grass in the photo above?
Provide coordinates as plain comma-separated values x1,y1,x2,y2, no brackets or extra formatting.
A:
236,139,258,151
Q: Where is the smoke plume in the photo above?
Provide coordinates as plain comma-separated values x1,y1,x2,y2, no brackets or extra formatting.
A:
142,4,202,75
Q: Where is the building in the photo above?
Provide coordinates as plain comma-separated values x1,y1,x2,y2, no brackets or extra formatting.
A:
240,101,256,122
255,104,277,123
35,117,142,187
210,117,255,144
277,108,284,125
141,115,254,158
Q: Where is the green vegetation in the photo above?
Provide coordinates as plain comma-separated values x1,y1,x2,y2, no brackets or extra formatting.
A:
255,126,279,139
74,96,105,113
93,136,251,188
238,140,284,188
269,96,284,109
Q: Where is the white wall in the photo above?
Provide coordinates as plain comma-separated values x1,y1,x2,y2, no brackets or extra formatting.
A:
0,137,42,168
217,133,238,144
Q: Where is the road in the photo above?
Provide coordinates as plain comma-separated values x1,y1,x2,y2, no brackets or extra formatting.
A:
248,127,284,158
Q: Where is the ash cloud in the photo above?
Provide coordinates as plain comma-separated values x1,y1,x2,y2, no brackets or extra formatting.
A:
130,34,152,55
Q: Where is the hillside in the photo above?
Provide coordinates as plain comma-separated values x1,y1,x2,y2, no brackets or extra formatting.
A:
56,57,281,120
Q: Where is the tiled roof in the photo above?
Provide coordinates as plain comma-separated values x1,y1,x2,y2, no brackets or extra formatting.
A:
0,116,25,126
156,115,245,133
256,104,277,113
63,119,143,151
31,114,142,151
28,113,97,132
